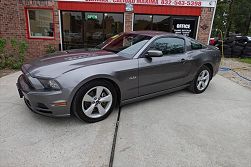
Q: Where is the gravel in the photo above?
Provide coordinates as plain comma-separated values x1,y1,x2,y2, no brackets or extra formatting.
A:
219,58,251,89
0,69,17,78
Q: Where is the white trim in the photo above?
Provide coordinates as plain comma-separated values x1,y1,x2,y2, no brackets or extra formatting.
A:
27,9,54,39
196,16,200,40
58,10,63,51
28,36,54,39
207,0,218,44
123,12,126,32
27,9,32,38
131,13,134,31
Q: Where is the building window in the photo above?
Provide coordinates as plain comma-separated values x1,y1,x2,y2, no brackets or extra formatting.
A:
61,11,124,50
134,14,152,31
152,15,172,32
27,9,54,39
62,11,83,49
134,14,198,39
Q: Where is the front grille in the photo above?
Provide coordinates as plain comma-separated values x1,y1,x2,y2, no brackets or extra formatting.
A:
37,103,49,109
36,109,52,114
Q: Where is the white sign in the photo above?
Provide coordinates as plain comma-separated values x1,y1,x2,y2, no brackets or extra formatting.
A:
57,0,217,8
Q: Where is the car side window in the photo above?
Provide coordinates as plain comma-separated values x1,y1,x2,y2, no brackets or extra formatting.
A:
191,40,203,50
151,37,185,56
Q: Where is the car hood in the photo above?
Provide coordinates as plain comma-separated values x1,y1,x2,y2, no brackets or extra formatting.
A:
22,49,128,78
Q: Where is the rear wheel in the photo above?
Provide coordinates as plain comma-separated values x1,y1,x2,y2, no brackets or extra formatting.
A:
72,80,117,123
189,65,212,94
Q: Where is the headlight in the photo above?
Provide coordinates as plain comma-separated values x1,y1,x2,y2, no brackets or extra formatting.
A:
38,79,61,90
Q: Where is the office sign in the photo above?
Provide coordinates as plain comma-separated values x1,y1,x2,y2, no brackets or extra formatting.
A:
173,19,197,38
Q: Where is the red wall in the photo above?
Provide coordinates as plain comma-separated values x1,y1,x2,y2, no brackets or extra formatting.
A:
58,2,201,16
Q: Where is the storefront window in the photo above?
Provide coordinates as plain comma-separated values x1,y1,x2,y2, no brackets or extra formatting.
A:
27,9,54,38
134,14,198,39
103,13,123,39
172,17,198,38
134,14,152,31
61,12,124,49
84,12,104,48
152,15,172,32
62,12,83,49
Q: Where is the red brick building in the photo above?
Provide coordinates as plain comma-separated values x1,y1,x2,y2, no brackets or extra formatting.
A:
0,0,217,60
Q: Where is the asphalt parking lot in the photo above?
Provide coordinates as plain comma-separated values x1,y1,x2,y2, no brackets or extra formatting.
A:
0,72,251,167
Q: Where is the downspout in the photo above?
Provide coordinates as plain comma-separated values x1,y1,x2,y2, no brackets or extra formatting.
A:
208,0,218,45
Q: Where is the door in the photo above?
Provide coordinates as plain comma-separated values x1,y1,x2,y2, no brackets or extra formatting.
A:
138,37,192,96
62,11,84,50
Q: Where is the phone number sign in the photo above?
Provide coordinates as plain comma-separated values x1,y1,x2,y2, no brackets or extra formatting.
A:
58,0,216,7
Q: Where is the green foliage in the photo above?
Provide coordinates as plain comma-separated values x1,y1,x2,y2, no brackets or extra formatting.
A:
45,44,56,54
0,38,6,54
231,0,251,35
239,58,251,64
212,1,229,37
0,38,28,69
212,0,251,37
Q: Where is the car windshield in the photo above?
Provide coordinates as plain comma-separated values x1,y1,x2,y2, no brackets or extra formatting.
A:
97,33,152,58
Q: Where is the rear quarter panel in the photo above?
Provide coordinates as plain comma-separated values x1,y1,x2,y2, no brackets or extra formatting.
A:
187,47,221,79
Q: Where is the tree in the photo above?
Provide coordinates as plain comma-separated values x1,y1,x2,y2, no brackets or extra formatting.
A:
212,0,251,37
231,0,251,35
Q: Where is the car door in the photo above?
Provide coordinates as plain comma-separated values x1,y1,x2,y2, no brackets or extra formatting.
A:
138,36,192,96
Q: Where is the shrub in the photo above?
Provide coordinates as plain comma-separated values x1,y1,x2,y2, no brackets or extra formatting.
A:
0,38,28,69
0,39,7,69
45,44,56,54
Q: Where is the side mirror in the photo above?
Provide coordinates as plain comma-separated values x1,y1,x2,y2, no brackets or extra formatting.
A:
145,50,163,58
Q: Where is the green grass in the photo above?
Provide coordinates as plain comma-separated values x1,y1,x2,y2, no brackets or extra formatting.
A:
239,58,251,64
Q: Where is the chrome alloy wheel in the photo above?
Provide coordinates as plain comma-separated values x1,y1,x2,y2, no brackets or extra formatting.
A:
82,86,113,118
196,70,210,91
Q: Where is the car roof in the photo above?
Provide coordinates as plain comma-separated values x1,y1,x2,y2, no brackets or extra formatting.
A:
129,31,183,38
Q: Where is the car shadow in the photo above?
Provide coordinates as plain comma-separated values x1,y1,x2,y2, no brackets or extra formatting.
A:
120,82,217,112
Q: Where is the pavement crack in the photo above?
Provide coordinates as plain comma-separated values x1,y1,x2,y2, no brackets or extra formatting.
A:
109,107,121,167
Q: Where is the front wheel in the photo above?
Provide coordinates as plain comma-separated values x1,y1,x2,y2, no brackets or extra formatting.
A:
72,80,117,123
189,65,212,94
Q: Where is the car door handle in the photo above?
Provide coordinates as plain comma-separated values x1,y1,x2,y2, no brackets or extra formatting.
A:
180,58,186,64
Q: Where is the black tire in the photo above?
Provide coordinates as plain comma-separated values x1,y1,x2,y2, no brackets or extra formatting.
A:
235,36,248,43
243,51,251,56
189,65,212,94
232,45,244,51
72,80,117,123
246,42,251,47
232,45,244,57
235,42,245,47
242,53,251,58
243,46,251,52
223,48,232,58
228,41,236,48
224,54,232,58
223,47,231,53
224,37,234,43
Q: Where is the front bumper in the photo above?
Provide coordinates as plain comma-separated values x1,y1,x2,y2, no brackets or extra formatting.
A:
17,74,70,117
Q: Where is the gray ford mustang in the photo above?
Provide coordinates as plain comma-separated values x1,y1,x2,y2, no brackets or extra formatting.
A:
17,31,221,122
